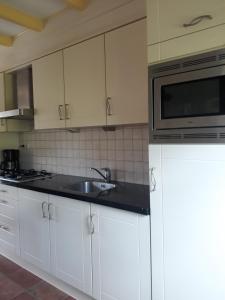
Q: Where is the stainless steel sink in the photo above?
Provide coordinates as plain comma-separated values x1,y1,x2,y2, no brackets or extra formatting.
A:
67,181,116,194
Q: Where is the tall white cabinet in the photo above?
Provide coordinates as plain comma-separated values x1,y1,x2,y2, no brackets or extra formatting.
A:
149,144,225,300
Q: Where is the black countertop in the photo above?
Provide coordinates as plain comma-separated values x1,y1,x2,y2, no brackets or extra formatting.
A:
2,174,150,215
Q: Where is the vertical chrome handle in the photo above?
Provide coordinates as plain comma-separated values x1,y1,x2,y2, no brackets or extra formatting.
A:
150,167,156,192
58,105,64,120
88,214,95,235
41,201,48,219
183,15,212,27
106,97,112,116
48,203,54,220
65,104,70,120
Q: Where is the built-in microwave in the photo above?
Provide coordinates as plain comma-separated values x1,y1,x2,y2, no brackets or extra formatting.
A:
149,48,225,143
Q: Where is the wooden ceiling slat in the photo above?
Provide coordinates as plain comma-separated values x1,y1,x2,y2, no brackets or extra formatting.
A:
0,33,14,47
0,3,45,32
66,0,89,10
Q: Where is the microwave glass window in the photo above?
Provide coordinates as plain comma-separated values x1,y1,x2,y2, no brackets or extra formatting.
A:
161,76,225,119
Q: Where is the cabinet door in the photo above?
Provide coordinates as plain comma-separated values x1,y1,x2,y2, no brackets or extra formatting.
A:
32,51,65,130
105,20,148,125
19,189,50,272
149,144,225,300
50,196,92,296
91,204,151,300
147,0,225,45
64,35,106,128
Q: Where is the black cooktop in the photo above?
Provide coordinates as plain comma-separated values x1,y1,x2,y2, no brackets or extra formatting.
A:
0,169,52,182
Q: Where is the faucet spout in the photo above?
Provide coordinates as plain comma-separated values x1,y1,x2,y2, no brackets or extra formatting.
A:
90,167,111,182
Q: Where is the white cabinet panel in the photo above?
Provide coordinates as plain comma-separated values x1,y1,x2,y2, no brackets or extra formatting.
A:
105,19,148,125
64,35,106,128
0,184,19,256
32,51,65,129
92,204,150,300
19,189,50,272
149,144,225,300
148,0,225,45
50,195,92,296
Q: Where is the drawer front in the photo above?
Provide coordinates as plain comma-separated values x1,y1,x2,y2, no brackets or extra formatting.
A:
0,214,17,246
0,183,18,201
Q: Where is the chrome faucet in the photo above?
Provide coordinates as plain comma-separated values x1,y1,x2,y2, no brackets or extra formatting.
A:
90,167,111,183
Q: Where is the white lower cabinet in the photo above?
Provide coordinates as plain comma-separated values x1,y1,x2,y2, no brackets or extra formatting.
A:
18,189,51,272
49,195,92,296
3,188,150,300
0,184,20,256
91,204,151,300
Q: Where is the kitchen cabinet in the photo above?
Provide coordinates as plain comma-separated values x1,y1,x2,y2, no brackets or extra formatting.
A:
49,195,92,296
32,51,65,129
105,19,148,125
91,204,150,300
0,184,19,256
32,20,147,130
2,186,150,299
18,189,51,272
147,0,225,63
64,35,106,128
149,144,225,300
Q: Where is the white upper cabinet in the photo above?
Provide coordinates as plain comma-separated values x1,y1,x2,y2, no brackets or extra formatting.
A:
64,35,106,128
105,19,148,125
148,0,225,45
49,195,92,296
147,0,225,63
32,51,65,130
91,204,151,300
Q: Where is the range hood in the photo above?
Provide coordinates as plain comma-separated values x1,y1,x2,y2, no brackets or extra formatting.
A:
0,66,34,119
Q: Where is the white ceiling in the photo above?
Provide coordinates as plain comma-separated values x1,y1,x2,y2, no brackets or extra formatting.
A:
0,0,138,38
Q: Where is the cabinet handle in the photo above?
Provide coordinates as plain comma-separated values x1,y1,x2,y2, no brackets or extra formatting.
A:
150,167,156,192
88,214,95,235
0,190,7,193
48,203,54,220
58,105,64,120
0,199,8,205
106,97,112,116
65,104,70,120
0,224,10,232
0,119,5,127
183,15,213,27
41,201,48,219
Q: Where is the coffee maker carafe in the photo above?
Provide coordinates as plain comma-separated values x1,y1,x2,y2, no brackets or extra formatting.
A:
1,149,20,171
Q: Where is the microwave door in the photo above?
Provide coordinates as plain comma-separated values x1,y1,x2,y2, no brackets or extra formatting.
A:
154,65,225,130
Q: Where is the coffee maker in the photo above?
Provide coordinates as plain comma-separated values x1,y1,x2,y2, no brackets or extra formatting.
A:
1,149,20,171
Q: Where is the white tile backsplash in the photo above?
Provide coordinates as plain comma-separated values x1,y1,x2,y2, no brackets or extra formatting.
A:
19,125,149,185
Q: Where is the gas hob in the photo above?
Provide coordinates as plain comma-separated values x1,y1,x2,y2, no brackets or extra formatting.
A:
0,169,54,183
